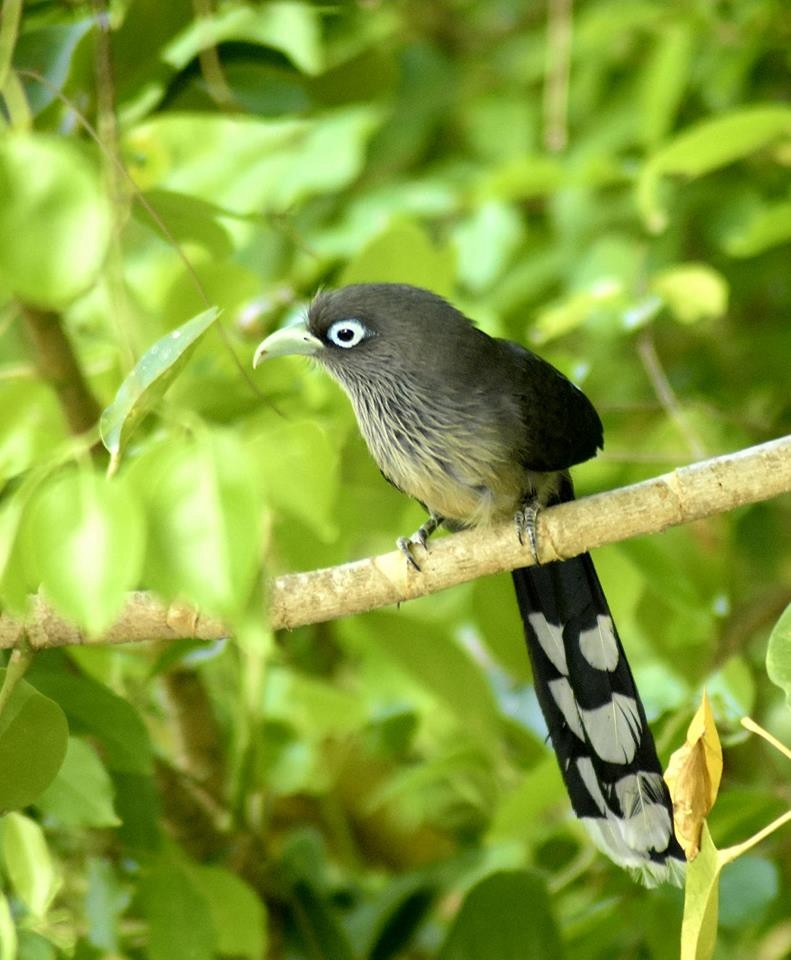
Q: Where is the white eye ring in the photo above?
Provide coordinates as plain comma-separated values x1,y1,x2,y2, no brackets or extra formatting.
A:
326,318,367,349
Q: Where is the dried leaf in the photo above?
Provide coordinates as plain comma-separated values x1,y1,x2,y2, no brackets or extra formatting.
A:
665,692,723,859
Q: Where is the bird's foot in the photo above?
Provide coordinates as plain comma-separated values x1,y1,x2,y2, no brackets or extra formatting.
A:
515,501,540,563
396,514,442,571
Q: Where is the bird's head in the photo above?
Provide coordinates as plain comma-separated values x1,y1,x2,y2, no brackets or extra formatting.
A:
253,283,480,386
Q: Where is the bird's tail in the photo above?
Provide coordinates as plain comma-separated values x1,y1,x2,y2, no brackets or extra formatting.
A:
512,541,685,886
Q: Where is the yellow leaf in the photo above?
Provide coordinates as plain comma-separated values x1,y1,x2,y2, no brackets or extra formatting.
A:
665,692,723,859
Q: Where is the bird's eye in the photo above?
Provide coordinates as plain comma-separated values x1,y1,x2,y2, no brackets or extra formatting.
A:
326,318,367,349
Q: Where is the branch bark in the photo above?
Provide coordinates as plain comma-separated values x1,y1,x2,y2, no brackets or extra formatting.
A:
1,436,789,650
21,304,102,436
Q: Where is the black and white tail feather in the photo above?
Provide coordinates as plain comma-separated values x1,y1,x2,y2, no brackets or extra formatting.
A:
512,494,685,885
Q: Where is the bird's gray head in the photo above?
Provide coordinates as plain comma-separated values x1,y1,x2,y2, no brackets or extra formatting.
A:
252,283,486,390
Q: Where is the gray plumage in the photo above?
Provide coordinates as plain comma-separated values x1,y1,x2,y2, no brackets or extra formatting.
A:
307,284,602,524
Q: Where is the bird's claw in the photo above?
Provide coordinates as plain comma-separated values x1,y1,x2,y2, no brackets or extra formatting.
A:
515,502,540,563
396,514,442,571
397,530,428,571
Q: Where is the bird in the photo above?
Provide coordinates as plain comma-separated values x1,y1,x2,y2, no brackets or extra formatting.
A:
253,282,685,886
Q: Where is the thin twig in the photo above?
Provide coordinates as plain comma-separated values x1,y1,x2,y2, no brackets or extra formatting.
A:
720,810,791,863
741,717,791,762
21,305,103,437
638,330,706,459
543,0,573,152
192,0,237,109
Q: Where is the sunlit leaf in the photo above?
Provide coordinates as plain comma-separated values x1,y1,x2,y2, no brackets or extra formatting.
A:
637,23,693,147
125,106,382,214
26,469,145,636
339,220,456,297
249,419,339,541
0,670,68,811
187,864,268,960
650,263,728,324
0,890,16,960
0,813,60,917
531,279,625,342
163,1,323,75
130,430,261,618
99,307,219,472
0,134,111,307
452,201,523,292
638,106,791,231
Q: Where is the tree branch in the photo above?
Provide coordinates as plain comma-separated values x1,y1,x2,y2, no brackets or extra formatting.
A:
1,436,789,650
21,304,102,436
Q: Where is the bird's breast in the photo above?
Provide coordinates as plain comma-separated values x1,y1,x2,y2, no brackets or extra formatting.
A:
346,377,530,526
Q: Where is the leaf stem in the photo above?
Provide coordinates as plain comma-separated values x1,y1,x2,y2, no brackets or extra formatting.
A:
719,810,791,864
0,639,34,717
740,716,791,761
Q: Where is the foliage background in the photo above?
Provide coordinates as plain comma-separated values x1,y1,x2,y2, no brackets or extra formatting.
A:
1,0,791,957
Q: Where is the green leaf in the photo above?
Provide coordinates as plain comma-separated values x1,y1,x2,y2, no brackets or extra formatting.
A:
0,890,17,960
138,860,215,960
30,669,153,775
99,307,219,471
0,813,60,917
135,191,234,257
0,134,111,307
0,670,68,811
650,263,728,324
163,1,323,75
35,737,120,827
723,201,791,258
347,612,501,746
638,106,791,231
350,873,435,960
12,20,93,114
249,419,339,541
288,878,356,960
680,823,721,960
532,279,625,343
25,469,145,636
339,220,456,297
637,24,693,147
264,666,368,739
187,864,268,960
130,430,261,617
766,603,791,707
452,201,523,293
438,871,563,960
125,106,382,214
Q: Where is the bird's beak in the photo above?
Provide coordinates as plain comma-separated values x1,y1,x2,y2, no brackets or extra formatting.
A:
252,323,324,368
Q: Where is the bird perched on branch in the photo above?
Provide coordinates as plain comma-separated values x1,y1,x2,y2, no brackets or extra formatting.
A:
254,282,684,886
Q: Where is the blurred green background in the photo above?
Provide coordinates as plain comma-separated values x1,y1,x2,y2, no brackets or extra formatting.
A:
1,0,790,957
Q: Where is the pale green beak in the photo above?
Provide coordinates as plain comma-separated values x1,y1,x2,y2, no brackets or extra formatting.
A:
252,323,324,368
